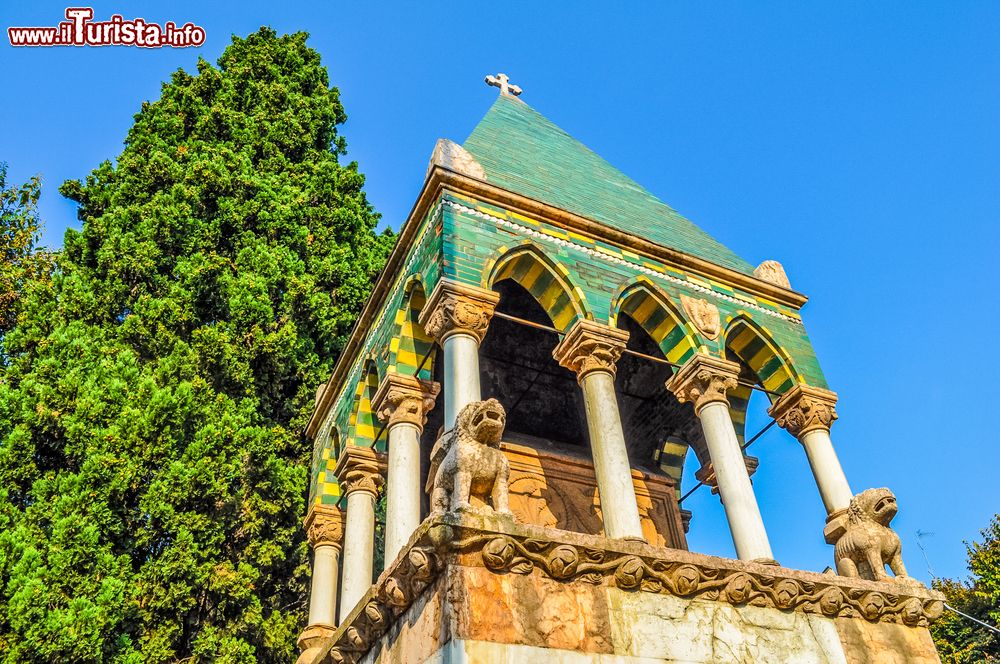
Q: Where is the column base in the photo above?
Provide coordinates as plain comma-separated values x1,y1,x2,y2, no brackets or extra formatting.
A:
297,624,335,664
823,508,849,545
751,557,780,566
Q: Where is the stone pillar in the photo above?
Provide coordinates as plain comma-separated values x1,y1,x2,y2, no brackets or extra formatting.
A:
418,278,499,430
297,505,344,663
769,385,852,541
334,447,385,621
373,372,440,569
553,320,645,541
666,355,774,562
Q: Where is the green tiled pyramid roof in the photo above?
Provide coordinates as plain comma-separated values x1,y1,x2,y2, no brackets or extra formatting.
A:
462,95,755,275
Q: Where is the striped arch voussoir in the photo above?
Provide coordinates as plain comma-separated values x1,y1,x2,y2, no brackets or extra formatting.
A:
725,315,799,398
389,274,436,380
612,279,700,366
485,243,590,332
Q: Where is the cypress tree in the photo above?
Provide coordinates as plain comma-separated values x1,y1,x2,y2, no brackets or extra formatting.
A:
0,28,393,662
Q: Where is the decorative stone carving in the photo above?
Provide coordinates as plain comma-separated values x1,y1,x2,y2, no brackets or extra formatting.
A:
769,384,839,437
665,354,741,414
695,455,759,496
552,319,629,381
427,138,488,181
429,399,512,516
754,260,792,289
313,513,946,664
304,505,344,549
679,294,721,340
333,447,385,498
372,372,440,431
296,624,335,664
418,278,500,344
834,488,915,584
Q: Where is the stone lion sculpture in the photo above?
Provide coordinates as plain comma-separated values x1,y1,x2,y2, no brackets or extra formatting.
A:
428,398,512,516
834,487,911,583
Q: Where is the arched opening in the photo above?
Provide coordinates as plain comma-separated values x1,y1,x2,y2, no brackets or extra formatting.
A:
391,280,436,381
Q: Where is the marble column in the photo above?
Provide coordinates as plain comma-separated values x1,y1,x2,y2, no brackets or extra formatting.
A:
334,446,385,621
553,320,645,541
418,278,499,430
667,355,774,562
296,505,344,663
769,385,852,542
373,372,440,569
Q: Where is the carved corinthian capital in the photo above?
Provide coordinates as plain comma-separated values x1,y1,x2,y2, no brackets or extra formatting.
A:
665,354,741,414
334,446,386,498
552,320,629,381
768,384,839,437
304,504,344,550
418,278,500,344
373,372,440,432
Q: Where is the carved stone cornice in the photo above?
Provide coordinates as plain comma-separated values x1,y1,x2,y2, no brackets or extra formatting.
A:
303,504,345,550
307,513,946,664
552,319,629,381
333,447,386,499
769,384,839,437
417,278,500,344
372,372,440,432
665,354,741,415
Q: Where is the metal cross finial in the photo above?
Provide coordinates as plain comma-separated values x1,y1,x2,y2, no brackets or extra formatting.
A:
485,73,522,97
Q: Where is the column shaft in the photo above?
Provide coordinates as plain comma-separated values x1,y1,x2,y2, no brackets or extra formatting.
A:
800,428,852,513
338,490,376,618
384,422,422,568
699,401,774,561
307,544,340,626
580,370,645,540
443,332,481,430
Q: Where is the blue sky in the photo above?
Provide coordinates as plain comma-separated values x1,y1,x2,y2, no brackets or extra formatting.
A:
2,1,998,584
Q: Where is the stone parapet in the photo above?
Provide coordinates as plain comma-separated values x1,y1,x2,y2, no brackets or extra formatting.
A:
303,513,945,664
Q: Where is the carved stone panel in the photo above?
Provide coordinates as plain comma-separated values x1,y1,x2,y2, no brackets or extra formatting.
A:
500,442,687,550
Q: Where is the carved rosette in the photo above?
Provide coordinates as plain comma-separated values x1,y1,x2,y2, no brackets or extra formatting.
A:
372,372,440,432
304,505,344,550
768,384,839,437
333,447,386,499
417,278,500,344
552,320,629,382
665,355,741,414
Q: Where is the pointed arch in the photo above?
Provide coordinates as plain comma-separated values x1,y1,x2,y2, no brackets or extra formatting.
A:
611,278,701,365
345,362,382,452
725,314,800,399
484,243,590,332
389,275,436,380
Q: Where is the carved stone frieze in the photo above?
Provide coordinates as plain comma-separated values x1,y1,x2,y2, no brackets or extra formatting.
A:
680,294,721,340
308,514,946,664
754,260,792,289
769,384,839,437
417,278,500,344
665,354,741,414
372,372,440,431
304,505,344,549
333,447,386,499
552,319,629,381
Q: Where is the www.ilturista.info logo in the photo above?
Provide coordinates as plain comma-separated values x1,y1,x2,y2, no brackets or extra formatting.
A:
8,8,205,48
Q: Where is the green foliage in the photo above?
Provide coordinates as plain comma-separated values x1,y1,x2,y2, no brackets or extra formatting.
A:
0,163,53,341
932,515,1000,663
0,28,393,662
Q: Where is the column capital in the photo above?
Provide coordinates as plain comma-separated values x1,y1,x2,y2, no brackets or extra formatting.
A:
665,354,741,414
303,504,344,550
768,384,839,437
552,319,629,381
373,372,440,432
334,446,386,498
418,278,500,344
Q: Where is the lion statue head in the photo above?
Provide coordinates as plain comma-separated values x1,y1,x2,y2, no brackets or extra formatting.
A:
456,398,506,447
848,487,898,527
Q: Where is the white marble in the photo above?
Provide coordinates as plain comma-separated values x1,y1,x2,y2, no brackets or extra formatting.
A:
579,370,645,540
443,332,481,430
698,400,774,561
307,544,339,627
338,490,376,620
384,422,423,569
800,428,853,514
